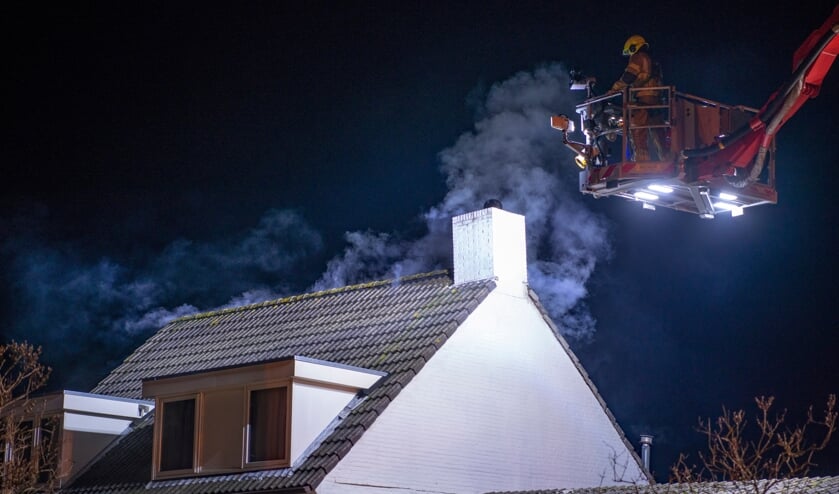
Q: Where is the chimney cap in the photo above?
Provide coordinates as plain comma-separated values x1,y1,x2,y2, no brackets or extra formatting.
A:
483,198,503,210
640,434,654,445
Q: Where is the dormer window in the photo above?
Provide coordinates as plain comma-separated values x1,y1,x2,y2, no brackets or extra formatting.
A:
2,417,58,484
158,396,195,472
151,384,293,478
143,357,384,480
247,386,288,465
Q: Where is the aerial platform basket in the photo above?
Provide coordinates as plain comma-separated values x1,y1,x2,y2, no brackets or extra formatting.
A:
550,5,838,219
553,88,776,218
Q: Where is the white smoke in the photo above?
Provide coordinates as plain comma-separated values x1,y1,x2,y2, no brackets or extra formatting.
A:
312,63,612,340
121,304,198,334
2,62,613,394
2,208,323,388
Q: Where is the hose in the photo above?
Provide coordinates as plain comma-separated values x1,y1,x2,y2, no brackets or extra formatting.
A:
685,24,837,168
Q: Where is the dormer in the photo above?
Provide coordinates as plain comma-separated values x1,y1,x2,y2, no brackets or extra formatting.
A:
1,390,153,489
141,356,385,480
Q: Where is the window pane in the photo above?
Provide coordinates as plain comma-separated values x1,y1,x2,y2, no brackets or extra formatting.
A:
248,387,287,462
160,399,195,471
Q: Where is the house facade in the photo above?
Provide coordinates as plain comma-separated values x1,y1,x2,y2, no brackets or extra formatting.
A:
54,206,648,493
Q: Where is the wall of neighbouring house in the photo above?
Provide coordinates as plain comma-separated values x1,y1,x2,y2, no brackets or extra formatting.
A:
59,430,116,485
317,287,646,494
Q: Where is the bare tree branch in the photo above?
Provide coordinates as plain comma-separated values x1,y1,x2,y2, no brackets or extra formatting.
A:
0,341,57,493
670,394,837,494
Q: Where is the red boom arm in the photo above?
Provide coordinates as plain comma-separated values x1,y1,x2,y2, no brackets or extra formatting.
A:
686,6,839,184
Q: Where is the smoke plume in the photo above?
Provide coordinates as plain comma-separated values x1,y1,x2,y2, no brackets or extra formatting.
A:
1,208,323,389
2,62,612,392
313,63,612,339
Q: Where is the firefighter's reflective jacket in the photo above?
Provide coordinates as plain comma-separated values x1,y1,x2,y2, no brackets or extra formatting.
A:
611,49,662,103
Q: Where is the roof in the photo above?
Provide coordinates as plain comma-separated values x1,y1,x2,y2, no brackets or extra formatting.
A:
486,476,839,494
63,270,497,493
92,270,489,399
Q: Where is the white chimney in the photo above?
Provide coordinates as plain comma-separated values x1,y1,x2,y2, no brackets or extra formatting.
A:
452,205,527,293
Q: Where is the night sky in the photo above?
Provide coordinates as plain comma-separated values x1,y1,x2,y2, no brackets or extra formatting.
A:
3,1,838,482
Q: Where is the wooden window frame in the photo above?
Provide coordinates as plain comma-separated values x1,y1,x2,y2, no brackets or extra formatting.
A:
1,412,61,485
244,381,291,469
153,394,199,479
152,382,292,480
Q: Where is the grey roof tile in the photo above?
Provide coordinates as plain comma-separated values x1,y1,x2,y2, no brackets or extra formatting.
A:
63,271,495,494
485,476,839,494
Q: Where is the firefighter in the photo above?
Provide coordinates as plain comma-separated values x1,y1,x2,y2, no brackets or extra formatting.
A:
608,35,667,161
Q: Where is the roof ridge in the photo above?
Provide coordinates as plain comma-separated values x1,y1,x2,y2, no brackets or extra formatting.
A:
173,269,451,322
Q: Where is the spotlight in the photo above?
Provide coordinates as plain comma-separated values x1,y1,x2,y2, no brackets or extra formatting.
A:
713,201,738,210
648,184,673,194
634,191,659,201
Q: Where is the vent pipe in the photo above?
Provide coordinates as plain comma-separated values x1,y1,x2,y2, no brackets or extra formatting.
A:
640,434,653,473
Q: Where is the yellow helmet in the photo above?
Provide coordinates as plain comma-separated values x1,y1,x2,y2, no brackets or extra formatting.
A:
622,35,648,56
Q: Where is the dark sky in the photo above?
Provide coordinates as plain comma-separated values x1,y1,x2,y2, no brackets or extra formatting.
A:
3,1,838,482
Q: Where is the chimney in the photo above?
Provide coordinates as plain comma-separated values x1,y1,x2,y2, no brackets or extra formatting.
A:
640,435,653,473
452,203,527,293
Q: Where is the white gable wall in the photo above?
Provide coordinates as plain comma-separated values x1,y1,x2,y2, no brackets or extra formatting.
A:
318,288,645,494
